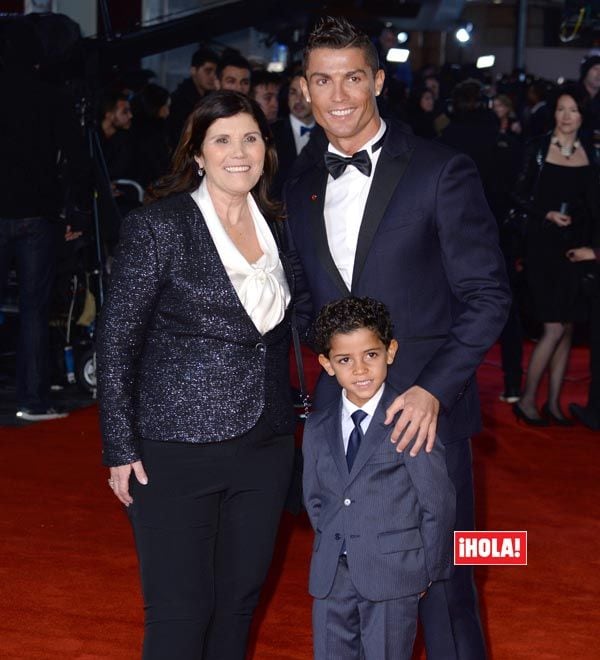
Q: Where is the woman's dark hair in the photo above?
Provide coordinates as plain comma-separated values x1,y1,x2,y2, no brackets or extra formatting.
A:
303,16,380,75
314,297,394,356
146,90,281,220
408,86,434,112
133,83,170,120
451,79,486,118
549,83,588,119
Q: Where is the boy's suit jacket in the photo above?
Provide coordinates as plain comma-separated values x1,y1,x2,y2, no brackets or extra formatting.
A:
302,384,456,602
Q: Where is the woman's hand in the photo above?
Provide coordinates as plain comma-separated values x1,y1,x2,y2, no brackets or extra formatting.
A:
545,211,572,227
567,247,596,262
108,460,148,506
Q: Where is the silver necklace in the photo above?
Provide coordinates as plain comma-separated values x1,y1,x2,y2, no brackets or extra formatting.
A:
551,135,580,159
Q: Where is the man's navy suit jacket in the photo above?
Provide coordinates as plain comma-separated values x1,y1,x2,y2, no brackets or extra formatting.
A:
302,384,456,601
285,120,511,442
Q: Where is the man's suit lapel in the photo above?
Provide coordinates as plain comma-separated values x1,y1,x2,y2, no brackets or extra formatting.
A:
346,386,397,486
306,166,351,297
324,401,349,485
351,128,414,292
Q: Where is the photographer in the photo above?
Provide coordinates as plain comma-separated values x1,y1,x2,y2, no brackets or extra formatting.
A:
0,19,90,420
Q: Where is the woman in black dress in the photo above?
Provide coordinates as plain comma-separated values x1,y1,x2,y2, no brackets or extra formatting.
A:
513,85,598,425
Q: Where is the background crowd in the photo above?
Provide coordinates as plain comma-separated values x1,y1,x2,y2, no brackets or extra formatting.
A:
0,22,599,430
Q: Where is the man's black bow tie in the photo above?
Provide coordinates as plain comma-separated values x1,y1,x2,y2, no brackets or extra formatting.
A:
324,149,372,179
300,125,314,136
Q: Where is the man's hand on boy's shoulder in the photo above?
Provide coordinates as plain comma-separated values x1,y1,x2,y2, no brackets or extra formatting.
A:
384,386,439,456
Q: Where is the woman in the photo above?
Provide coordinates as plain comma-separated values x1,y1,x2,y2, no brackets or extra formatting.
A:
492,94,522,136
131,83,173,188
97,91,296,659
513,85,598,425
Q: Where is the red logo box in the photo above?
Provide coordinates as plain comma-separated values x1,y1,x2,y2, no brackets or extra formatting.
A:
454,531,527,565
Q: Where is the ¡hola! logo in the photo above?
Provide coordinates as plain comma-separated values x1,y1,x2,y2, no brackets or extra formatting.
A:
454,531,527,565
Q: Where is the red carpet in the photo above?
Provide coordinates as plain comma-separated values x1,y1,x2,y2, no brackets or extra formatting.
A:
1,343,599,659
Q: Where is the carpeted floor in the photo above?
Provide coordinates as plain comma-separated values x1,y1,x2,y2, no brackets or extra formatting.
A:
0,343,598,659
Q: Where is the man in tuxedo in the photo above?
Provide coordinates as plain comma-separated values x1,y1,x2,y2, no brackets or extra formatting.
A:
285,16,510,660
271,74,316,198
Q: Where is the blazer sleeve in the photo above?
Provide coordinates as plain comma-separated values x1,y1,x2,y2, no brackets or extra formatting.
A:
301,416,322,531
403,440,456,583
414,153,511,410
97,210,164,466
281,218,314,340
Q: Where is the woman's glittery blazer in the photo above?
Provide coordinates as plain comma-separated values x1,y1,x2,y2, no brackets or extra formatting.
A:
97,192,296,467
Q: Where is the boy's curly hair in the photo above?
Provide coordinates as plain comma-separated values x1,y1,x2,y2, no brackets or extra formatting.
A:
314,297,394,356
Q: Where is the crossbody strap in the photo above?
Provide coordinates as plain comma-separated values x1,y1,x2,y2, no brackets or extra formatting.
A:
291,307,311,419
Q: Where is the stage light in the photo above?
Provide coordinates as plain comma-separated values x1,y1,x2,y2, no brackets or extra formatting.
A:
456,27,471,44
386,48,410,63
267,62,285,72
476,55,495,69
397,31,409,44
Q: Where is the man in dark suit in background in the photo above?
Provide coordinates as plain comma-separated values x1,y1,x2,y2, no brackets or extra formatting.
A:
168,47,218,146
285,17,510,659
523,79,551,139
216,50,251,95
250,70,282,124
271,73,316,197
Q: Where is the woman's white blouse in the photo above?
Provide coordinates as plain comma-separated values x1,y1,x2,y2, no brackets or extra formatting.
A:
191,183,291,335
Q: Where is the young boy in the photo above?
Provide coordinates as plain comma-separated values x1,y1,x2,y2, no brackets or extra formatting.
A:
303,297,456,660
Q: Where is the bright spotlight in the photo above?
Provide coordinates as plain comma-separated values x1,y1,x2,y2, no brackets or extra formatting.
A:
456,27,471,44
476,55,495,69
397,31,409,44
386,48,410,63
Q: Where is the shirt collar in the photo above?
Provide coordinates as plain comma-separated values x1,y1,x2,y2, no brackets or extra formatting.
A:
341,382,385,422
328,118,387,157
289,113,315,135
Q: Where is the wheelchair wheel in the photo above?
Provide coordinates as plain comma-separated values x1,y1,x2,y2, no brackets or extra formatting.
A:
76,347,96,394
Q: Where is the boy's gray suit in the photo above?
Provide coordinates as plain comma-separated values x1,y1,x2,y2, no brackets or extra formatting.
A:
303,384,456,657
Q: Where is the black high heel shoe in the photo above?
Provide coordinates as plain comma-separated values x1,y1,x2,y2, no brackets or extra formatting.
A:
512,403,549,427
541,403,574,427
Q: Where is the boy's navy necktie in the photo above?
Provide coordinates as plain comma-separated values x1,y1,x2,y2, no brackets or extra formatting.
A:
346,409,367,471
